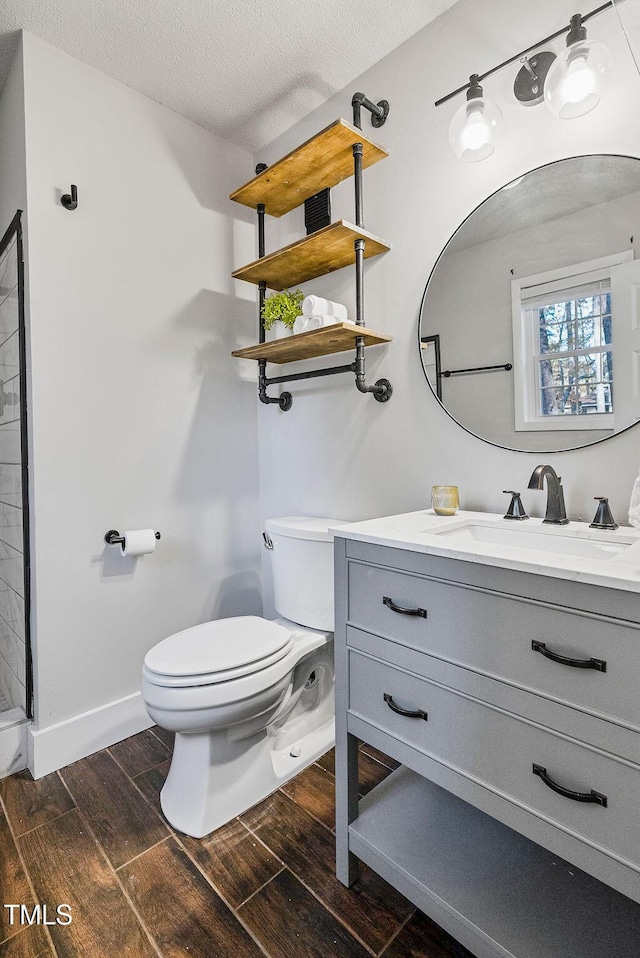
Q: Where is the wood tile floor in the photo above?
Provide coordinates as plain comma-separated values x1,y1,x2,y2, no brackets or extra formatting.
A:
0,728,474,958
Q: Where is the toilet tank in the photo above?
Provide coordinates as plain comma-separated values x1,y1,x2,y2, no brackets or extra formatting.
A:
264,516,347,631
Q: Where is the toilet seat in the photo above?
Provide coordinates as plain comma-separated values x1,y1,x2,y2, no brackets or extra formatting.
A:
143,616,294,689
142,622,332,730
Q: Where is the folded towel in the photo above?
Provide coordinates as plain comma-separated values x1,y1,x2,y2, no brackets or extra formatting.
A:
293,315,307,335
629,470,640,529
302,295,348,322
293,314,340,335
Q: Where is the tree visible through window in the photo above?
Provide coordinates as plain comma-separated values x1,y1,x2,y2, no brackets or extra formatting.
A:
534,283,613,418
513,251,633,433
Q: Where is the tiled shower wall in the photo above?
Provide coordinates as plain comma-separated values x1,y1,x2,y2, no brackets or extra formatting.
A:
0,234,25,714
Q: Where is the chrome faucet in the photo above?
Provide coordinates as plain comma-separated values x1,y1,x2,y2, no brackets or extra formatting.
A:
527,465,569,525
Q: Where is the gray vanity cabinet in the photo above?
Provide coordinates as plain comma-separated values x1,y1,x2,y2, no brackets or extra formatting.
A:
334,536,640,958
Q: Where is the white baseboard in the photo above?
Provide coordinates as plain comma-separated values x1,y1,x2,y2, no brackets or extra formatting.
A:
0,708,29,778
28,692,154,779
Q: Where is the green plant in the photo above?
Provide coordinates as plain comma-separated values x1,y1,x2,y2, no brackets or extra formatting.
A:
261,289,304,331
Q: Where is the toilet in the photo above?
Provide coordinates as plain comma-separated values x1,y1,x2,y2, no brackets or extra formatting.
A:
141,516,345,838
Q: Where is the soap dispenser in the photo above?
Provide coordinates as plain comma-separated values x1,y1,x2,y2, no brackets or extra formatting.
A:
589,497,618,530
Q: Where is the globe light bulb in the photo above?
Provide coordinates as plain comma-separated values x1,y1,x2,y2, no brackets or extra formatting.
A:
545,16,610,119
461,108,491,151
561,51,596,103
448,76,502,162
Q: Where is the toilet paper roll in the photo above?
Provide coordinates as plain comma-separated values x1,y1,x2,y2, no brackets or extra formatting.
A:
121,529,157,557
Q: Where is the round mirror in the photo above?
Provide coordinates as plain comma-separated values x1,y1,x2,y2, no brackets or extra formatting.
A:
419,155,640,452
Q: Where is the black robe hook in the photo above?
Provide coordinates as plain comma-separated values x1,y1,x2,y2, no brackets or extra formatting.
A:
61,185,78,211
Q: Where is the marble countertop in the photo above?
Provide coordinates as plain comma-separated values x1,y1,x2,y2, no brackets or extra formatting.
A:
332,510,640,594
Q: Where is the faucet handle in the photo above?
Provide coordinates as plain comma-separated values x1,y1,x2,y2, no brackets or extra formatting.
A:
590,497,619,531
503,490,529,521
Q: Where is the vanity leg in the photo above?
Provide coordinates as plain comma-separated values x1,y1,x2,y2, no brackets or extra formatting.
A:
335,730,360,886
334,536,360,885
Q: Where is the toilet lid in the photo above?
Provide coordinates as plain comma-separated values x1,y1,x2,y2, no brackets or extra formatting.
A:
144,616,294,686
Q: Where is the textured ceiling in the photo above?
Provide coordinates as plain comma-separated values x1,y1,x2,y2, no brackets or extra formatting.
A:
0,0,460,152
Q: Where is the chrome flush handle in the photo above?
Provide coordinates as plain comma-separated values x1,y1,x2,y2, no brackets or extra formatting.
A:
262,532,273,550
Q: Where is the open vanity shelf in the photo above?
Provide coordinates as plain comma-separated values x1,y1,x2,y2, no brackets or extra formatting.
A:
229,94,393,411
351,766,640,958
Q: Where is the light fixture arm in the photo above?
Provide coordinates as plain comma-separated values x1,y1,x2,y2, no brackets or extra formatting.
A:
435,0,613,107
520,58,538,80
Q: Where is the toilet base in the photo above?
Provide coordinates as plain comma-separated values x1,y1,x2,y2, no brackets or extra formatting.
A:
160,715,335,838
159,635,335,837
269,714,334,782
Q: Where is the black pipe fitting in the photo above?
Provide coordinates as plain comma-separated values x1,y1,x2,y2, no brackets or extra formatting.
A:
351,92,390,130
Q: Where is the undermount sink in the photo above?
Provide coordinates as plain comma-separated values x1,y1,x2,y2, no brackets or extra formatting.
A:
431,522,634,560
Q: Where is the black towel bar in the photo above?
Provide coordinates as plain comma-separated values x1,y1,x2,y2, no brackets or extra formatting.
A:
441,362,512,378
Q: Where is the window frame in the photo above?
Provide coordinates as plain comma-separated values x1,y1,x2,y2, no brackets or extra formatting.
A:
511,251,633,432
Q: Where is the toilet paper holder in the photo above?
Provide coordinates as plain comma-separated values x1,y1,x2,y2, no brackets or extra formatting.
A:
104,529,161,546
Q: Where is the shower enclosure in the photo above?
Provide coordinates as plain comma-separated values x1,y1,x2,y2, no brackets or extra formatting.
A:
0,211,31,723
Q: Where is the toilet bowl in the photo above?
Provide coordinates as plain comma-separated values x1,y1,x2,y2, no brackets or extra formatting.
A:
141,516,345,838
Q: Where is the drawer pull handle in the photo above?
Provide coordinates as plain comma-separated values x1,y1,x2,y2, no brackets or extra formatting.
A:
532,764,607,807
531,640,606,672
383,596,427,618
384,692,428,721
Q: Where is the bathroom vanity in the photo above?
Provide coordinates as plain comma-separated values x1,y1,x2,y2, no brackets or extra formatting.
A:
333,511,640,958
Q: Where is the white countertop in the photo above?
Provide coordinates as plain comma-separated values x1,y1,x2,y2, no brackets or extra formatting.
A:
332,510,640,594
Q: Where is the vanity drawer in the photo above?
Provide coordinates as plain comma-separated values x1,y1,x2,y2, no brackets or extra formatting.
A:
349,649,640,870
347,560,640,729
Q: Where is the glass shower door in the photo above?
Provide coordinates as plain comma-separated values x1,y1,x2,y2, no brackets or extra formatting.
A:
0,212,30,721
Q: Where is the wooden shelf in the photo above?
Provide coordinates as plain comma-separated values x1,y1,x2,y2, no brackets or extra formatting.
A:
231,321,391,364
230,119,388,217
231,220,390,291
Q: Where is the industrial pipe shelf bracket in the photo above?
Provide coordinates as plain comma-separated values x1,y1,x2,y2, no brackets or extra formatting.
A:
252,98,392,411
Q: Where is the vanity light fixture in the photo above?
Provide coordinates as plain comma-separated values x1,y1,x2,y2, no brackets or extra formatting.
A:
436,1,614,162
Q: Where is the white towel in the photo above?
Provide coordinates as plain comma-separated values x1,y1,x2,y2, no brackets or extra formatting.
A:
293,315,307,335
629,469,640,528
302,295,348,322
293,314,339,334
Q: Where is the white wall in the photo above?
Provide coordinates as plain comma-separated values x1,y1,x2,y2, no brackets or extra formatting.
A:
19,33,262,769
255,0,640,618
0,37,26,237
